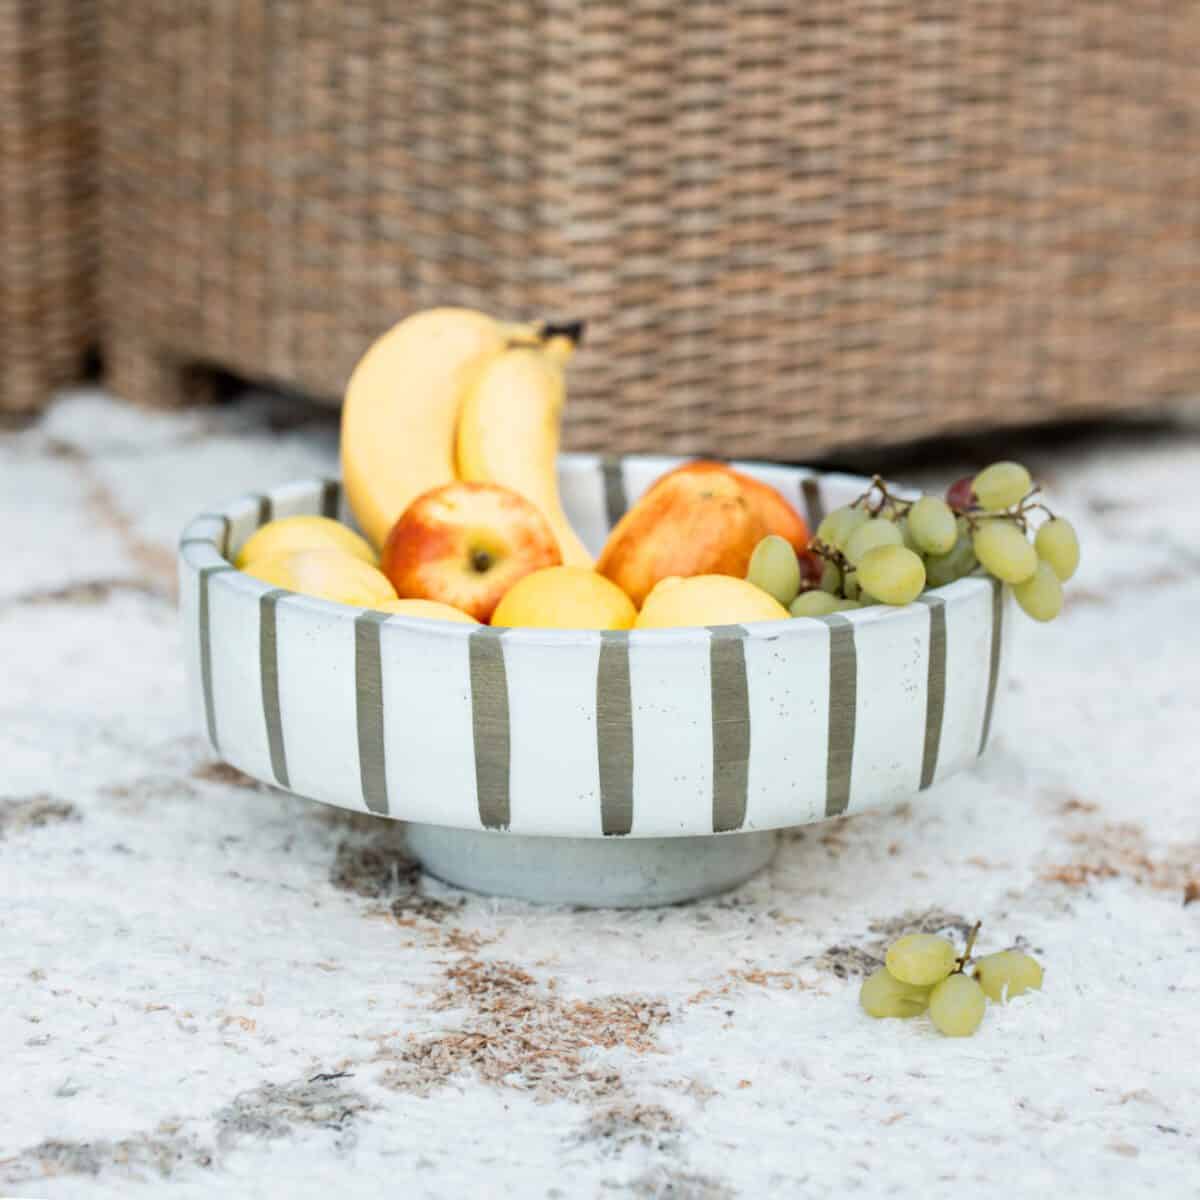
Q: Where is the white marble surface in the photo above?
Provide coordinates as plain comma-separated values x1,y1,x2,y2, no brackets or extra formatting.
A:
2,391,1198,1199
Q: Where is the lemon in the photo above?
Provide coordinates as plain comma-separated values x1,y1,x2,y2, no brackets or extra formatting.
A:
374,598,478,624
490,566,637,630
235,515,376,570
635,574,789,629
243,548,397,607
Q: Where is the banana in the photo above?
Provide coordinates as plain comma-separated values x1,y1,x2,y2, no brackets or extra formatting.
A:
341,308,533,548
455,327,594,568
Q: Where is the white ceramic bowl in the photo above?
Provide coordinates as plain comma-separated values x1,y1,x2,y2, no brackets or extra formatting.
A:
179,456,1009,905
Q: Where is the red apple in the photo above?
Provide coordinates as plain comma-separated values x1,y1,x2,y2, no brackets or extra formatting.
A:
381,482,562,622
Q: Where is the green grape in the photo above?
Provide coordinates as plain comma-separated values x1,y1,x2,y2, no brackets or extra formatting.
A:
790,592,863,617
907,496,958,555
1035,518,1080,582
925,524,978,588
972,520,1038,584
857,545,926,606
859,967,931,1019
972,461,1032,511
843,571,861,601
928,974,987,1037
843,518,904,566
817,504,870,550
819,561,842,595
974,950,1044,1003
896,516,921,552
747,535,802,606
885,934,957,986
1013,560,1063,621
790,591,842,617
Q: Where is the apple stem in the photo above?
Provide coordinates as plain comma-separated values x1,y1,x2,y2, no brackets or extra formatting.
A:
470,549,494,574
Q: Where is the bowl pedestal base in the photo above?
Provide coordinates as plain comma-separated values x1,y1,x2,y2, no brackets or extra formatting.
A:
404,824,778,908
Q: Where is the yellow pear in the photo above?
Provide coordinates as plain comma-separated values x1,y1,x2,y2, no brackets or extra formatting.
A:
490,566,636,630
634,575,789,629
373,598,478,623
235,515,376,569
243,549,397,607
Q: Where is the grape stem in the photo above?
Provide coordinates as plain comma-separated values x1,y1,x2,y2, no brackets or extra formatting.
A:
952,921,982,975
848,474,1058,535
962,487,1056,535
802,538,855,598
851,475,915,520
808,538,851,573
802,477,916,601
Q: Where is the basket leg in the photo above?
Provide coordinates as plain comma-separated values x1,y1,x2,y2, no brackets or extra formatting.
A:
103,339,220,408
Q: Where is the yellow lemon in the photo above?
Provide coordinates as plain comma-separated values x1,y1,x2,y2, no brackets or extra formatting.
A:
634,574,789,629
243,549,397,607
490,566,637,630
235,515,376,569
373,598,478,624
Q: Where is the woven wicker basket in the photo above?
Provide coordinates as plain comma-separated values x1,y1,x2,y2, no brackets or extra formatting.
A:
100,2,1200,457
1,0,98,414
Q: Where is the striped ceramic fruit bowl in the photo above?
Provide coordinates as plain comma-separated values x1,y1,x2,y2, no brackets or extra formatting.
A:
179,456,1009,907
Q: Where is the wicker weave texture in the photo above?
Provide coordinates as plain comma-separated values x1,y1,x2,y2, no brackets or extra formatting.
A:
101,2,1200,456
1,0,98,413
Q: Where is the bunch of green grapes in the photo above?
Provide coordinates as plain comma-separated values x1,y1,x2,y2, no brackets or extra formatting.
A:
859,923,1043,1037
746,460,1080,621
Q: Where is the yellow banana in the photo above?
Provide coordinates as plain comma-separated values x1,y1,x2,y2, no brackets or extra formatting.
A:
340,307,533,548
455,328,594,567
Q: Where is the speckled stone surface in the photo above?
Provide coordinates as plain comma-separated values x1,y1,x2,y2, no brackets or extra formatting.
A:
3,392,1199,1199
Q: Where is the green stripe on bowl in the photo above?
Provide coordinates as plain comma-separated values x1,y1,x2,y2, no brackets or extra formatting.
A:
198,564,236,750
469,628,511,830
824,614,857,818
978,577,1004,755
596,631,634,836
259,589,290,789
916,594,947,789
354,611,390,815
601,457,627,530
321,478,341,519
801,476,825,530
710,625,751,833
189,513,232,557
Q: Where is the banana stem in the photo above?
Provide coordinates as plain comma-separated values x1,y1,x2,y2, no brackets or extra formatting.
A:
504,319,585,363
502,320,586,351
539,319,586,347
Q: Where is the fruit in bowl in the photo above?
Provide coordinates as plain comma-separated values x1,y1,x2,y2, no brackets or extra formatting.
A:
341,307,592,568
182,301,1093,910
597,461,811,607
490,566,637,630
634,575,789,630
236,514,377,569
374,598,479,623
340,307,537,548
237,303,1085,634
243,548,397,607
456,326,594,568
380,481,562,623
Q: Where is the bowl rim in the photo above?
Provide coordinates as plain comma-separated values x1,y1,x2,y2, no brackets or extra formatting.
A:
178,458,993,642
